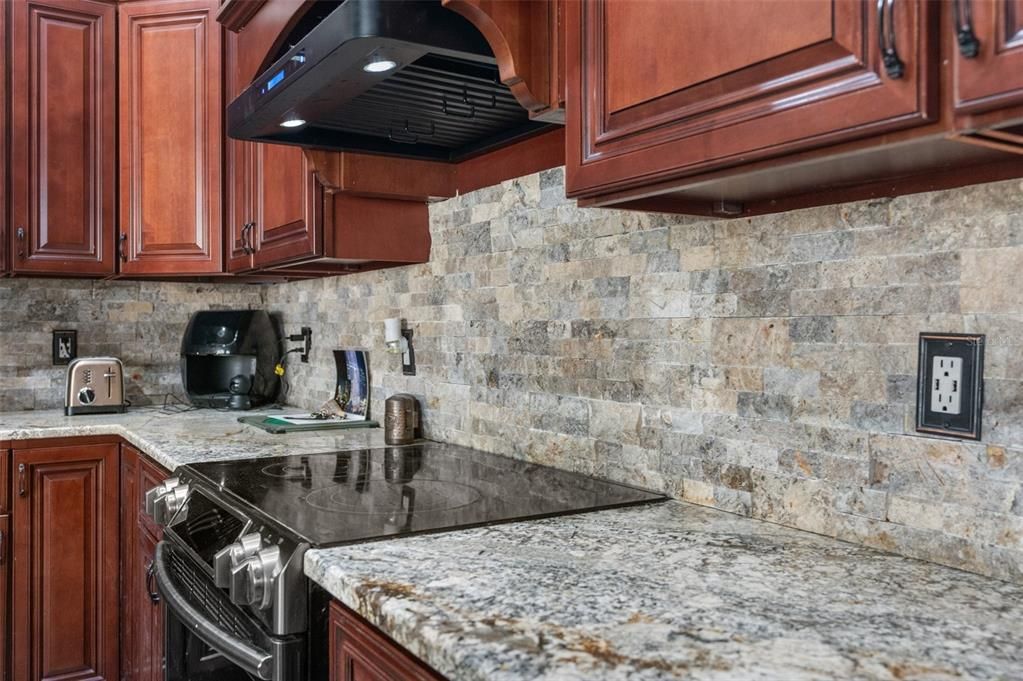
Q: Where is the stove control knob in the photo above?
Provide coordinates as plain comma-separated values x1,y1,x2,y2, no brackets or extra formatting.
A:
244,545,281,610
143,477,179,518
152,483,189,526
229,557,253,605
214,533,262,588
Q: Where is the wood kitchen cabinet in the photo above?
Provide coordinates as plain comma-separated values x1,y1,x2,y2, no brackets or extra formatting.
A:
8,0,117,276
118,0,223,275
0,513,9,681
330,601,444,681
566,0,939,201
952,0,1023,117
564,0,1023,216
10,440,120,681
1,1,8,277
120,445,167,681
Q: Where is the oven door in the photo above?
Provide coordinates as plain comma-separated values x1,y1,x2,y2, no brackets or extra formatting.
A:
154,541,305,681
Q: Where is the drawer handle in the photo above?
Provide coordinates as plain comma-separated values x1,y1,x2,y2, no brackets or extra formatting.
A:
877,0,905,79
18,463,26,497
146,560,161,603
952,0,980,58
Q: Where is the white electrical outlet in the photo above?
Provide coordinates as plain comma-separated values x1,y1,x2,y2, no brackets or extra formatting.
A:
931,355,962,415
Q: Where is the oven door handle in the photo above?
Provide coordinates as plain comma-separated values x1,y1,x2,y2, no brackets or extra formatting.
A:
154,542,275,680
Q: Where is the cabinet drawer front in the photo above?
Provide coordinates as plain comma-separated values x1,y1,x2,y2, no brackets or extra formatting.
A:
566,0,939,198
953,0,1023,114
9,0,116,275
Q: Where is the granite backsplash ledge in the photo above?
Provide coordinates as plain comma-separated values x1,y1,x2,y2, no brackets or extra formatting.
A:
267,170,1023,583
0,279,265,410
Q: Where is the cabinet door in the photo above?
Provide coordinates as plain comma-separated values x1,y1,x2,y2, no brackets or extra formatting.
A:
1,515,9,681
225,30,256,273
565,0,939,198
133,526,163,681
252,144,323,268
9,0,116,275
953,0,1023,114
329,602,442,681
118,0,223,275
120,447,139,681
1,1,7,275
11,443,119,681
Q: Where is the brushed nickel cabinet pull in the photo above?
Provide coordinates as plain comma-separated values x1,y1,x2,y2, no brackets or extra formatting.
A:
16,227,25,258
877,0,905,79
119,233,129,262
18,462,26,497
952,0,980,58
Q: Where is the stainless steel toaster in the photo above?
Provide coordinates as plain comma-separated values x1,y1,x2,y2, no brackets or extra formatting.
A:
65,357,128,416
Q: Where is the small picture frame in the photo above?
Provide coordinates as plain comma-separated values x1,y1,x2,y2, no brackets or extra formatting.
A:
52,330,78,366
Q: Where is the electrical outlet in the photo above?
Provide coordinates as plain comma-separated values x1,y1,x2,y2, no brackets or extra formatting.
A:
931,356,962,415
917,333,984,440
52,330,77,365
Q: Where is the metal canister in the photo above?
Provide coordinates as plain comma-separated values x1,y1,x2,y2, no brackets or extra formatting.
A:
384,393,419,445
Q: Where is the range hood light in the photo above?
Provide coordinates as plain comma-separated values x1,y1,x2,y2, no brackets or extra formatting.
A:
363,58,398,73
280,117,307,128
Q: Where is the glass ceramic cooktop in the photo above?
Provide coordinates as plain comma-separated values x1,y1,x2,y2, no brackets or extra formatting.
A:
184,442,667,546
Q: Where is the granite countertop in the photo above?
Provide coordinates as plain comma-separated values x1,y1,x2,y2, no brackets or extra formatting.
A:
306,500,1023,681
0,407,388,471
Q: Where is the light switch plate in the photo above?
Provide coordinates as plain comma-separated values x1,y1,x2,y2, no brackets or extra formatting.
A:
916,333,984,440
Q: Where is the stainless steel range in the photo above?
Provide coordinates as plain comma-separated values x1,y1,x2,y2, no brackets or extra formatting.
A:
144,443,666,680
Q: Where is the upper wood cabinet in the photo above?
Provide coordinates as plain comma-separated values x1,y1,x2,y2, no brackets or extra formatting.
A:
952,0,1023,115
118,0,223,275
11,442,120,681
566,0,939,199
251,144,323,269
8,0,117,276
1,1,8,276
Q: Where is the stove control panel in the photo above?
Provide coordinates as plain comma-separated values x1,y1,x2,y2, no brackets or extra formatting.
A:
243,545,281,610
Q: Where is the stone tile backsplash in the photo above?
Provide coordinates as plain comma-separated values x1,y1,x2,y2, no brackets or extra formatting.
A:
0,279,264,410
1,170,1019,583
267,170,1023,583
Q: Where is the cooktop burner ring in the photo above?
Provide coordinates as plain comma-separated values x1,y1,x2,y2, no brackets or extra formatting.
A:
302,478,483,515
261,462,312,479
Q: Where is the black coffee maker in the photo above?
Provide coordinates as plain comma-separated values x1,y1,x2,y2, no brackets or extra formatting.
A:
180,310,280,410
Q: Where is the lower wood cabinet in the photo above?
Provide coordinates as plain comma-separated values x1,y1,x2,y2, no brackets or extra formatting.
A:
120,445,167,681
330,601,444,681
1,513,9,681
10,441,120,681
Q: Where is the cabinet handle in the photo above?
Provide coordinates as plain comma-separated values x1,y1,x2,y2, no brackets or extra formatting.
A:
242,222,256,255
118,233,129,262
0,528,4,563
146,560,161,603
952,0,980,58
16,227,25,258
877,0,905,79
18,463,26,497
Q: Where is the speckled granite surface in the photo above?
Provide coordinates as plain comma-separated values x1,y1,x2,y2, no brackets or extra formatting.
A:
0,407,388,471
307,500,1023,681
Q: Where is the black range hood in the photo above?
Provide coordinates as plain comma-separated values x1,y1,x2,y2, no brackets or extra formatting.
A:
227,0,554,162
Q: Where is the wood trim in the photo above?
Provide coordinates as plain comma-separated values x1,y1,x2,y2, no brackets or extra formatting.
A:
442,0,558,118
215,0,266,31
0,449,9,515
330,601,446,681
455,127,564,194
949,132,1023,156
304,151,456,202
4,434,122,449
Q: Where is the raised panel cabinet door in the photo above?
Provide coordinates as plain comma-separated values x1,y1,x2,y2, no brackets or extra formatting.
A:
1,1,8,275
1,515,10,681
118,0,223,275
120,447,139,681
565,0,939,199
11,443,120,681
134,527,164,681
953,0,1023,114
252,144,323,268
329,602,443,681
9,0,116,275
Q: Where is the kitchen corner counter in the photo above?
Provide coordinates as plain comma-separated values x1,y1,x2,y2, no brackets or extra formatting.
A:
0,407,388,471
306,500,1023,681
